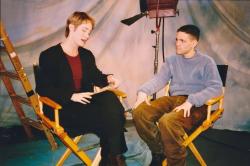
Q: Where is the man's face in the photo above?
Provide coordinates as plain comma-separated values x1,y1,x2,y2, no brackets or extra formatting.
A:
70,21,92,47
175,31,197,57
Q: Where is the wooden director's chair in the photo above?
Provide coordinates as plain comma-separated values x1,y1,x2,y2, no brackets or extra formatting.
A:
161,65,228,166
33,64,127,166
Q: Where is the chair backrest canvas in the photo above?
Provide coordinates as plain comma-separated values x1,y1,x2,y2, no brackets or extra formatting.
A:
33,64,41,85
217,65,228,87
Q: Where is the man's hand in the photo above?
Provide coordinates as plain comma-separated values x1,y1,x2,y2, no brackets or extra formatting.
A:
174,101,193,118
71,92,94,104
133,91,151,109
107,75,120,88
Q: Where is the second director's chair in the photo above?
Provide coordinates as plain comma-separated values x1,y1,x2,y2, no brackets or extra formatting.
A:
161,65,228,166
33,64,127,166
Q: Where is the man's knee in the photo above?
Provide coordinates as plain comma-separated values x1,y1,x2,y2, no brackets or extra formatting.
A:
158,114,172,129
158,112,186,139
158,112,180,130
132,105,143,121
132,103,147,121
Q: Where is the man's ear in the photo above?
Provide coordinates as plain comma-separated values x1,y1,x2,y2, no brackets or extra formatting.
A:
192,40,198,48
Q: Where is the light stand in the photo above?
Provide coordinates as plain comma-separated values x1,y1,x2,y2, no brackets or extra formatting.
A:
151,17,162,99
121,0,179,99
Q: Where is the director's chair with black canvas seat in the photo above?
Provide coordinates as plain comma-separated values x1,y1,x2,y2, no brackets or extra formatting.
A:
161,64,228,166
33,64,127,166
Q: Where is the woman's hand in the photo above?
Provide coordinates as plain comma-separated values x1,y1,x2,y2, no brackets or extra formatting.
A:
107,75,120,88
71,92,94,104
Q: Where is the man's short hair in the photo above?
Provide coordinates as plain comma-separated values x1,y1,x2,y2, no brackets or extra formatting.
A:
65,11,95,37
177,25,200,41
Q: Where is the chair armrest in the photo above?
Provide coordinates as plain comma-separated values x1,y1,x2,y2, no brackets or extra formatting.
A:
39,96,62,129
205,95,224,106
109,89,127,98
93,85,127,98
39,96,62,110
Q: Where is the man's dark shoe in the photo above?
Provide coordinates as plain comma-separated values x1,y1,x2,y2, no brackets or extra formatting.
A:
150,153,165,166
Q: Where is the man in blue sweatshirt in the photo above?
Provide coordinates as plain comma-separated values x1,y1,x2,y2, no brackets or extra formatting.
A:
132,25,222,166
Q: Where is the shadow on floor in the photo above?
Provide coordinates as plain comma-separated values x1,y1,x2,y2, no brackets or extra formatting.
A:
0,123,250,166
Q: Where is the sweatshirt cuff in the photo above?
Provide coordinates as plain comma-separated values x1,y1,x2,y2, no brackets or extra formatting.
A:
187,95,198,107
137,89,150,96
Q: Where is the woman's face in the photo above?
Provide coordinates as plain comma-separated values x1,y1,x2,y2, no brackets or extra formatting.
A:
70,21,93,47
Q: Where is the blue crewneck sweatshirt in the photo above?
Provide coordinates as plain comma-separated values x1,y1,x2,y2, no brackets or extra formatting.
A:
138,51,223,107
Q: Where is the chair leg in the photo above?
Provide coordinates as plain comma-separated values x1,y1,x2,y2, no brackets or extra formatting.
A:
42,124,58,151
184,134,207,166
162,159,168,166
56,135,92,166
91,148,102,166
56,136,82,166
